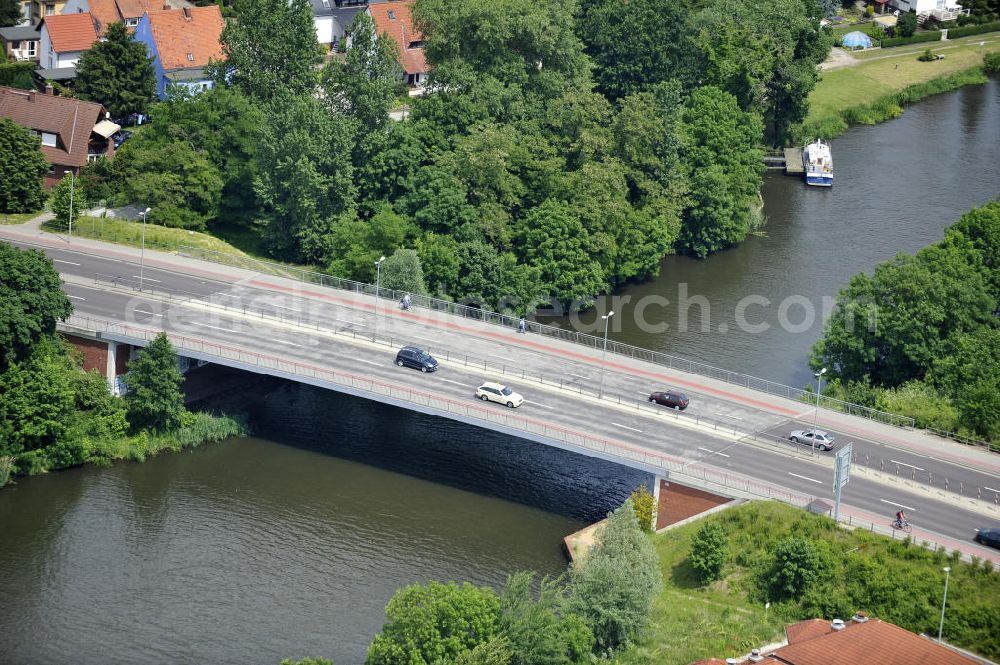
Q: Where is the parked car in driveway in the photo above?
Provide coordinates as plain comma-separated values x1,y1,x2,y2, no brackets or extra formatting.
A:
476,382,524,408
395,346,438,372
648,390,689,410
789,429,835,451
974,528,1000,550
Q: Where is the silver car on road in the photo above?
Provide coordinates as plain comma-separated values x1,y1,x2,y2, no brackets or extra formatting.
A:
789,429,835,451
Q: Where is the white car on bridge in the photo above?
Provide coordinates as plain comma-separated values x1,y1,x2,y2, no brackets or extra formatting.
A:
476,382,524,408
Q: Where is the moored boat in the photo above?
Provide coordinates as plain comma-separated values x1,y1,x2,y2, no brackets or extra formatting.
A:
802,139,833,187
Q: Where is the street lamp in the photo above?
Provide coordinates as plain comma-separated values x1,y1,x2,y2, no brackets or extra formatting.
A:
64,170,75,239
938,566,951,641
812,367,827,454
138,207,150,291
598,310,614,398
374,255,386,332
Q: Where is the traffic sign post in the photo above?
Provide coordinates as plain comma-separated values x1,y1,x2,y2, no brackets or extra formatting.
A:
833,442,853,522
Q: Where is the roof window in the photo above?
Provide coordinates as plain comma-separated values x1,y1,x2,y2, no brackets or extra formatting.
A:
187,52,194,61
387,9,395,19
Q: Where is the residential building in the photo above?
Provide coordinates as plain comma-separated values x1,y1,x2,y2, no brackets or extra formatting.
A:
310,0,368,50
21,0,70,26
892,0,966,20
37,12,97,70
133,6,224,99
690,613,983,665
368,0,427,87
0,85,119,188
0,24,41,61
60,0,192,35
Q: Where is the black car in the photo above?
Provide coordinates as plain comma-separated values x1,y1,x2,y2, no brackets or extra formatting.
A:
974,528,1000,550
395,346,438,372
649,390,689,410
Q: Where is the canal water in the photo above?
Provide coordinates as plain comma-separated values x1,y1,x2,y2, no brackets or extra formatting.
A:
548,77,1000,389
1,80,999,665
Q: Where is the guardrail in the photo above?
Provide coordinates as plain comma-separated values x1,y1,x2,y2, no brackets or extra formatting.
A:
175,245,918,430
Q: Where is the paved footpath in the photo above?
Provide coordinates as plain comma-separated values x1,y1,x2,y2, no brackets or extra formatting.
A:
3,220,999,483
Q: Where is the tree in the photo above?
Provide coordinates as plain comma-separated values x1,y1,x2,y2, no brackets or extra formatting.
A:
124,332,186,432
452,637,513,665
0,0,21,28
629,485,655,533
764,537,828,600
366,581,501,665
0,242,73,369
569,499,662,652
379,248,427,295
416,233,461,297
49,173,80,231
499,572,593,665
898,11,919,37
690,522,727,584
579,0,695,101
74,22,156,119
0,118,48,214
321,12,403,133
678,86,764,257
214,0,321,103
516,199,606,309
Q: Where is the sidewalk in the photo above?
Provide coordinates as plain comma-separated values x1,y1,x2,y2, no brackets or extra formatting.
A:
2,221,998,477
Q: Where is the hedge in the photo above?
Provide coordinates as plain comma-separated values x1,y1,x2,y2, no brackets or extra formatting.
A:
881,30,942,47
946,21,1000,38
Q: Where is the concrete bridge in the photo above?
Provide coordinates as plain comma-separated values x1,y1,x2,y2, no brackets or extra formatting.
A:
2,226,998,560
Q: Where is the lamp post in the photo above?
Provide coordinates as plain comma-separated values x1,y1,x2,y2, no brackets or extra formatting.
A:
64,170,75,239
938,566,951,641
374,255,386,333
812,367,827,455
598,310,614,398
138,207,150,291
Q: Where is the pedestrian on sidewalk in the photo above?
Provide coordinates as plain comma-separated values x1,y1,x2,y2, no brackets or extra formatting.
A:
517,317,526,334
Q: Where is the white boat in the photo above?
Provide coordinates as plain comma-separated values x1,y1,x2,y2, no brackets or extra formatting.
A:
803,139,833,187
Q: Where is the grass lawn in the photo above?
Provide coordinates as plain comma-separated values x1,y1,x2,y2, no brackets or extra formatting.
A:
807,35,1000,124
1,210,43,225
42,216,250,257
616,501,1000,665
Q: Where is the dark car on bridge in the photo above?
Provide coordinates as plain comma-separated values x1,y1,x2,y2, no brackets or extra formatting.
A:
395,346,438,372
975,528,1000,550
648,390,689,410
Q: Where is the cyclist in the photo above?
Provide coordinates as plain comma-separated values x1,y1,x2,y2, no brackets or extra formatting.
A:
894,509,907,528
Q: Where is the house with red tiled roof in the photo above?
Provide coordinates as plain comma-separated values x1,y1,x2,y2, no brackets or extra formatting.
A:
60,0,192,34
0,85,119,187
38,12,97,70
368,0,427,87
689,613,985,665
133,5,224,99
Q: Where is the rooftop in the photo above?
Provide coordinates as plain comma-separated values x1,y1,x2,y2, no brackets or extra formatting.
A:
145,6,223,71
368,0,427,75
40,13,99,53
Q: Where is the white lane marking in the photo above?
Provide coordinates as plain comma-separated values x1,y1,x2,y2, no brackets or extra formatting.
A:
409,335,439,343
187,321,237,333
132,275,161,283
880,498,916,511
611,422,642,433
441,379,471,387
788,472,822,484
715,414,743,420
986,486,1000,494
488,354,513,361
269,303,298,312
569,373,591,381
333,317,361,325
271,338,303,347
133,309,163,317
890,459,925,471
54,259,80,266
67,294,85,300
524,400,553,409
698,447,730,458
637,391,650,396
355,358,381,366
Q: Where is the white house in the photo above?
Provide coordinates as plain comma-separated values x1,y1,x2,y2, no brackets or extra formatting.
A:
309,0,368,49
892,0,965,20
38,12,97,70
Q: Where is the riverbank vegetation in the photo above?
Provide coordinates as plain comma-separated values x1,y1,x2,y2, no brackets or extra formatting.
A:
812,200,1000,445
0,242,246,488
615,501,1000,664
37,0,834,311
800,35,1000,140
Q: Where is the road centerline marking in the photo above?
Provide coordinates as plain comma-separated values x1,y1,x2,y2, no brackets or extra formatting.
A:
879,498,916,511
66,294,85,300
698,447,731,458
889,459,925,471
271,338,303,347
611,422,642,433
788,472,821,484
524,400,553,409
133,275,161,283
54,259,80,265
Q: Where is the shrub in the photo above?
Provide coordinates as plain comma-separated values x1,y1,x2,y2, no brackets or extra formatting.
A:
690,522,728,584
918,48,938,62
763,537,826,600
880,30,941,47
630,485,655,533
947,20,1000,38
984,51,1000,74
866,4,875,17
898,11,918,37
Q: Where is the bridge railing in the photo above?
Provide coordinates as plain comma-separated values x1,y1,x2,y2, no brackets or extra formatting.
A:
177,245,917,431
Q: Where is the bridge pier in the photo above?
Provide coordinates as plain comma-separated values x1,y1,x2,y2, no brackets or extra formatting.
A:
59,327,132,389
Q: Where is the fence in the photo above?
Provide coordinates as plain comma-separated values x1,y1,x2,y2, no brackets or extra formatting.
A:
176,246,917,430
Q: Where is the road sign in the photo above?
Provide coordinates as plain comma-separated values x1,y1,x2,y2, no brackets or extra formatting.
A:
835,442,852,489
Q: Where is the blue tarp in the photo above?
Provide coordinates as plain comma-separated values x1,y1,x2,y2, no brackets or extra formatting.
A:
842,31,874,48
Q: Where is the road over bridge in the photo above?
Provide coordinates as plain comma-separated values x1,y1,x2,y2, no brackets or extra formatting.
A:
3,226,999,561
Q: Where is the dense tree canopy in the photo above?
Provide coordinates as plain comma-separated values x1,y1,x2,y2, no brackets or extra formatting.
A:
74,22,157,119
0,242,73,369
0,118,48,214
124,333,186,432
0,0,20,27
